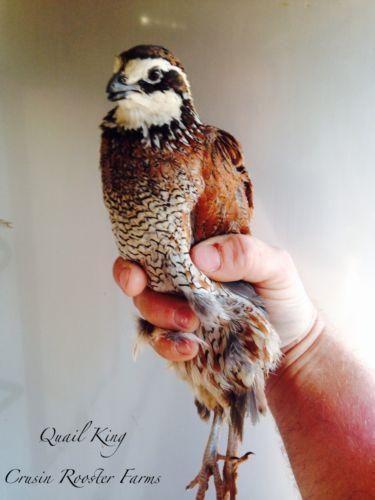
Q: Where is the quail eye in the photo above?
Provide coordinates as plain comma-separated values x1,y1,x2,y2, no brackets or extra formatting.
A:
118,74,127,84
148,68,162,82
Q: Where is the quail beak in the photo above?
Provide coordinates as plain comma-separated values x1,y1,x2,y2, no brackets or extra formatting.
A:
106,73,141,101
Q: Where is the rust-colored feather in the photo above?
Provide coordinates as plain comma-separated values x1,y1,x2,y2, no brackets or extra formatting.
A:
193,128,253,242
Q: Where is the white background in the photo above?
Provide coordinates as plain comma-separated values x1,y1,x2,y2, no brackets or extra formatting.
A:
1,1,374,499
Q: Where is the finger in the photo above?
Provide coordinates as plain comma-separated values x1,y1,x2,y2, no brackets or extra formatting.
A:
191,234,296,287
113,258,148,297
152,336,199,362
134,287,200,332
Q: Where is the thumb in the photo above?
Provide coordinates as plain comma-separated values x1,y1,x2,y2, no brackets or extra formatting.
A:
191,234,293,287
191,235,319,351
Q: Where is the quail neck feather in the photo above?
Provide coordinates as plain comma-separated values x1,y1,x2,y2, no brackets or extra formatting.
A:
100,45,281,500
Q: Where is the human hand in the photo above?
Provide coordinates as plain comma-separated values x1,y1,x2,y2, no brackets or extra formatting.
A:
113,235,318,362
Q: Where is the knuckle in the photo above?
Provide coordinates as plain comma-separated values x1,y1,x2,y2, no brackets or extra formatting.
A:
276,248,295,276
113,258,131,286
218,234,254,277
220,235,237,266
113,256,126,272
234,234,254,273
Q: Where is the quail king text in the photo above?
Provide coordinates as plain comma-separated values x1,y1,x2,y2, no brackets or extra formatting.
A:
40,420,126,458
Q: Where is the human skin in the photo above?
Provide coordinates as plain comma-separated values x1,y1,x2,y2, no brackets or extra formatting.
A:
113,235,375,498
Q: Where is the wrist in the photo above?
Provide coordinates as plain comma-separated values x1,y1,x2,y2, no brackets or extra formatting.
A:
266,314,326,397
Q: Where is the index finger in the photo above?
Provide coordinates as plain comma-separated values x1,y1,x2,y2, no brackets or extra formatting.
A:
113,257,148,297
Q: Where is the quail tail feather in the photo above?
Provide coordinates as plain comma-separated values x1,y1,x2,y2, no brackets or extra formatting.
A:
135,252,281,436
186,283,280,437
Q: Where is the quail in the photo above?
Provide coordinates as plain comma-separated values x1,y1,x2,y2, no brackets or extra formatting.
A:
100,45,281,500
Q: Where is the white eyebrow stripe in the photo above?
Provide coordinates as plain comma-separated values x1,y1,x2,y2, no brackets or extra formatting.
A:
123,57,189,88
113,56,122,73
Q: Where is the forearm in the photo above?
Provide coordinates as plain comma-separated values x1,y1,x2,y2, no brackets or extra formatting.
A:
266,329,375,499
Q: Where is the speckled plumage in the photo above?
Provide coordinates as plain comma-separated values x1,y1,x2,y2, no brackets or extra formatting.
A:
100,45,281,500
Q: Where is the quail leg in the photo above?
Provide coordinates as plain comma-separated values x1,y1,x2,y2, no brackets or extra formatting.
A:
221,424,253,500
186,409,225,500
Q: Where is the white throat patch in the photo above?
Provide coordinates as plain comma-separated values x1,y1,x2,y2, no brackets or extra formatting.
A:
113,57,190,130
114,89,183,130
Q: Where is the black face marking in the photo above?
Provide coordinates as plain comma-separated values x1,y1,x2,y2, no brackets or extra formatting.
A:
164,70,188,94
148,67,162,82
138,69,188,96
118,73,127,85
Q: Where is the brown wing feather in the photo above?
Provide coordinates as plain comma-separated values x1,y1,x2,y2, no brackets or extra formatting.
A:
193,127,253,243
